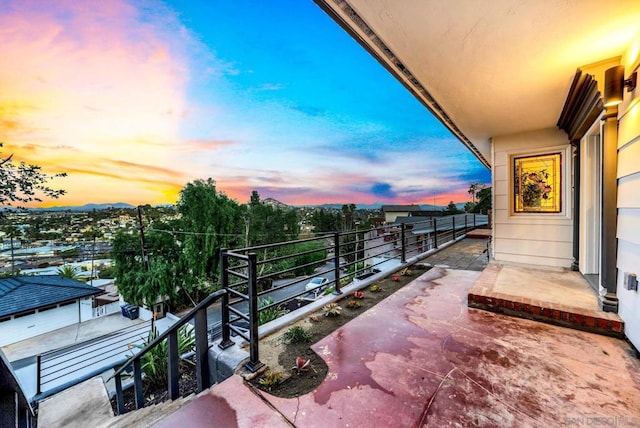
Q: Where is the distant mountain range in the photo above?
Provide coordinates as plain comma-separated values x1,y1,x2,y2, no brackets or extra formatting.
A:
299,203,449,210
20,200,464,212
30,202,136,211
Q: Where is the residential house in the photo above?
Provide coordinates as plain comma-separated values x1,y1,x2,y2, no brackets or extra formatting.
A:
0,276,102,347
315,0,640,351
380,204,422,222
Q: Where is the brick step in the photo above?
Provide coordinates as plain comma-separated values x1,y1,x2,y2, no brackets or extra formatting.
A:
468,292,624,338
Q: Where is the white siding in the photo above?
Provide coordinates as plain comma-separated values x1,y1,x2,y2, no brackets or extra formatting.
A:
616,40,640,350
0,302,79,347
492,128,573,267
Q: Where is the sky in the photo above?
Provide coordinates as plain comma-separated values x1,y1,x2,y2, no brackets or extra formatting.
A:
0,0,490,208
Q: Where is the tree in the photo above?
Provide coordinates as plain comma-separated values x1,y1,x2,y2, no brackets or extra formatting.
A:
57,265,80,280
442,201,462,215
114,179,246,308
310,208,342,233
178,179,244,284
468,182,485,204
471,187,492,214
246,190,299,248
1,142,66,209
112,221,183,307
341,203,356,231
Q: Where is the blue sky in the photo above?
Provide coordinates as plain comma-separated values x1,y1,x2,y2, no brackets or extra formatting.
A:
1,0,490,206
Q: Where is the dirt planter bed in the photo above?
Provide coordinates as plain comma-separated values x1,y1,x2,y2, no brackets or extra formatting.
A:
250,264,431,397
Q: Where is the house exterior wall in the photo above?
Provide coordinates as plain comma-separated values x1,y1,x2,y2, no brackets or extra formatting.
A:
492,128,573,267
616,34,640,350
0,301,80,347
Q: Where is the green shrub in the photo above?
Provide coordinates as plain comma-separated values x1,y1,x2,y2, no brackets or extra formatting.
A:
258,371,283,390
258,297,289,325
130,323,195,390
282,326,312,344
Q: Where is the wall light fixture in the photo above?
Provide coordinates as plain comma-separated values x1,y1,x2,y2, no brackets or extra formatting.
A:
604,65,637,107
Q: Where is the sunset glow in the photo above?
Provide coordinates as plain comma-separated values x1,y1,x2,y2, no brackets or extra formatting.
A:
0,0,489,207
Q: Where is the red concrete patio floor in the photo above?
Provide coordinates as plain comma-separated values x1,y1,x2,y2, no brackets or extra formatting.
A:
156,267,640,427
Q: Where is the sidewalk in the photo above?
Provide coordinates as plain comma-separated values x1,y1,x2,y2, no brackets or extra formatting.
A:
1,312,146,362
156,267,640,427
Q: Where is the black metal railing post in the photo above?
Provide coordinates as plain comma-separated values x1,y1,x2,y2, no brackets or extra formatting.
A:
167,330,179,400
115,374,125,415
452,216,456,239
218,249,233,349
194,307,210,391
133,359,144,409
36,355,42,396
433,218,438,249
245,252,264,372
400,223,406,263
465,214,468,234
333,232,342,294
473,213,477,228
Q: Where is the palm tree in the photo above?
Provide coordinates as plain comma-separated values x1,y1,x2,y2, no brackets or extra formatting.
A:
57,265,80,280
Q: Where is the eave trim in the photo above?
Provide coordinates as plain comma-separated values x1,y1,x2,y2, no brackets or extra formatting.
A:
557,69,604,142
314,0,490,169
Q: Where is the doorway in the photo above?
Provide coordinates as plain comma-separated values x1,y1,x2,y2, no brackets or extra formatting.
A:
579,121,602,291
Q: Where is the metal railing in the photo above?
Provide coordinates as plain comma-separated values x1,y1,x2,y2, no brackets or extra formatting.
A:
109,289,230,415
222,213,488,371
106,213,486,414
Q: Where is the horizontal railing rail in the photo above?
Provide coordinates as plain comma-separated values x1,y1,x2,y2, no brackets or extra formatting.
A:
69,213,488,414
221,213,488,372
108,288,229,415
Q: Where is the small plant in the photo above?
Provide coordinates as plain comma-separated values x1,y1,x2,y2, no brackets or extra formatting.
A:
282,326,312,344
322,286,335,295
258,297,289,325
392,275,400,282
400,267,413,276
369,284,381,293
309,315,320,323
322,303,342,317
339,276,354,286
352,290,364,299
258,371,283,389
346,300,361,309
130,324,195,390
292,356,316,375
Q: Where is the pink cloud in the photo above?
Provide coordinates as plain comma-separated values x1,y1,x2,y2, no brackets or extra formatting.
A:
0,0,196,205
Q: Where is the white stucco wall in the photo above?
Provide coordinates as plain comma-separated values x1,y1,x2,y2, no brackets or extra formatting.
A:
616,34,640,351
492,128,573,267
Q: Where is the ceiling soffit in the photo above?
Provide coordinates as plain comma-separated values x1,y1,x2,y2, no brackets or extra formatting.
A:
315,0,640,170
314,0,491,169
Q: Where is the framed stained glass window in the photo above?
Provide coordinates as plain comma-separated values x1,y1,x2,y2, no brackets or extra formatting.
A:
514,152,562,213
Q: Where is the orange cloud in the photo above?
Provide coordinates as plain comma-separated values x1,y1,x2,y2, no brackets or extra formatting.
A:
0,0,192,205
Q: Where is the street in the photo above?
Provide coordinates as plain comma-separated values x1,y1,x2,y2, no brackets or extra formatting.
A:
205,260,337,330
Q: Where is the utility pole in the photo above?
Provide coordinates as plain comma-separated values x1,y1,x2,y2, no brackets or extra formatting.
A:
137,206,149,271
10,234,15,275
90,231,96,281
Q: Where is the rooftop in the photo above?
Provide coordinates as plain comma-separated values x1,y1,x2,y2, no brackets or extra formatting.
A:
0,275,102,317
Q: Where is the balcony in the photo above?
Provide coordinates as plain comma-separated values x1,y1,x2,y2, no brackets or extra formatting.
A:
23,214,640,426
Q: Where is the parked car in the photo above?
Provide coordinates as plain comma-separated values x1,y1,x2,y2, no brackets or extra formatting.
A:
304,277,329,293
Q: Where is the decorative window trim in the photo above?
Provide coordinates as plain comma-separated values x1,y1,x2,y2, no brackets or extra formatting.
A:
514,152,562,213
508,145,572,219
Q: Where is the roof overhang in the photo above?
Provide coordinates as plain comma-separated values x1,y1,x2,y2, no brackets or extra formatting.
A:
315,0,640,168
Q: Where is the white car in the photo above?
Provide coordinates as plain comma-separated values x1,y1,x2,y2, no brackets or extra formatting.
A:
304,277,329,293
